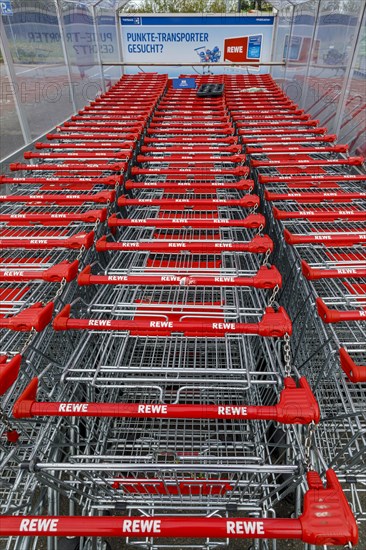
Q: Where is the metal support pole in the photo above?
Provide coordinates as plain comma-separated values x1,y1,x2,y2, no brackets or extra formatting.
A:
0,17,32,146
116,8,125,76
299,0,322,110
92,0,106,93
333,2,366,138
54,0,77,113
282,2,296,92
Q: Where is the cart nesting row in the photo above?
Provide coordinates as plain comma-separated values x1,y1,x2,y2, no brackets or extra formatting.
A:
241,73,365,529
0,72,359,549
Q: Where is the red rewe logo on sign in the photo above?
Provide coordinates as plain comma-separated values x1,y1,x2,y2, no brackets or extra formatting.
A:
224,36,260,63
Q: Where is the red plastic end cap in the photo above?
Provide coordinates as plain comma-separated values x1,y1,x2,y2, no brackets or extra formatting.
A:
272,207,282,220
283,228,295,244
67,231,94,250
107,214,119,228
325,134,337,142
95,236,108,252
77,265,92,286
250,234,274,254
13,378,39,419
9,163,20,171
46,133,55,140
254,265,282,289
35,143,43,149
316,298,335,324
0,355,22,396
339,348,366,383
8,302,54,332
258,307,292,338
275,376,320,424
23,152,32,159
124,180,134,190
43,260,79,283
301,260,316,280
300,469,358,546
53,304,71,331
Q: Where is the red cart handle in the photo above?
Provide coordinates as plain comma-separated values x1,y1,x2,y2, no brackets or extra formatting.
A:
265,191,366,203
137,154,246,163
0,354,22,396
13,376,319,424
108,213,265,229
316,298,366,324
273,207,366,222
0,260,79,283
118,195,260,210
247,144,348,154
124,179,253,192
0,470,358,545
147,128,234,136
0,191,114,205
0,302,54,332
36,142,134,150
284,228,366,247
0,231,94,250
10,162,126,173
131,166,249,176
58,124,143,132
339,348,366,383
77,264,281,290
143,136,238,144
46,133,139,141
0,209,107,225
242,134,336,144
252,156,364,168
259,173,366,184
96,234,273,254
301,260,366,280
53,304,292,337
239,127,326,136
0,176,119,186
24,151,131,160
238,120,319,128
140,145,242,154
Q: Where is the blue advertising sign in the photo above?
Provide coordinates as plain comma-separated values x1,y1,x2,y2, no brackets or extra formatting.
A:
172,77,196,89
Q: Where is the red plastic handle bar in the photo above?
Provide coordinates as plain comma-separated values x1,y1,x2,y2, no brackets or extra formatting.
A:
70,115,148,121
108,214,265,229
0,260,79,283
47,133,139,141
53,305,292,337
239,127,326,136
124,179,253,191
143,136,238,144
339,348,366,383
147,128,234,136
259,173,366,184
78,264,281,290
0,191,115,204
301,260,366,281
273,207,366,222
57,123,144,133
252,156,364,168
10,163,126,172
0,354,22,396
247,144,348,154
238,120,319,128
0,470,358,545
265,191,366,203
0,209,107,224
118,195,259,210
131,166,249,176
140,145,242,154
137,154,246,163
96,234,273,254
0,302,54,332
242,135,336,144
0,231,94,250
283,228,366,246
14,376,319,424
24,152,131,160
36,142,134,150
316,298,366,324
0,176,119,186
233,114,311,122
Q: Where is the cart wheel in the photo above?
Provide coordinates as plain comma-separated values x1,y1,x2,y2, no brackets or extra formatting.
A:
58,537,80,550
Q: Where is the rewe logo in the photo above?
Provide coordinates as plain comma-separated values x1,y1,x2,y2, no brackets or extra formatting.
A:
224,35,261,63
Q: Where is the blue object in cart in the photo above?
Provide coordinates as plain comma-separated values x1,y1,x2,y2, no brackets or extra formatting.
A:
172,78,196,89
